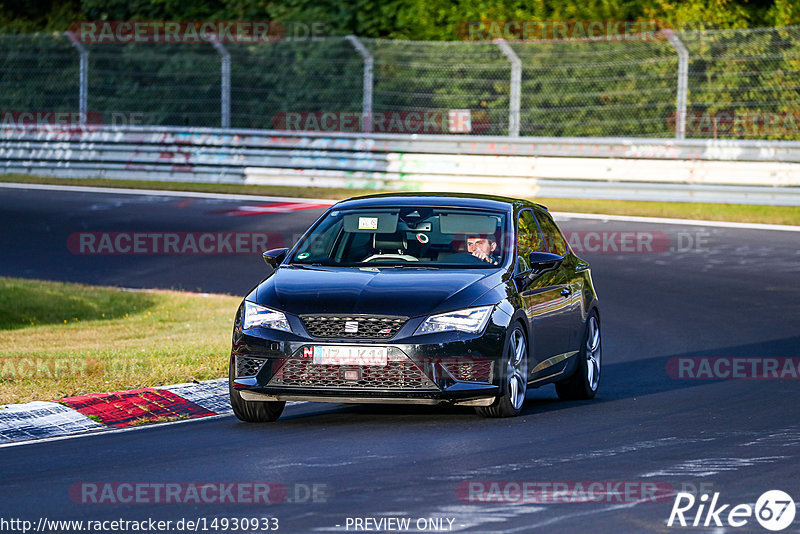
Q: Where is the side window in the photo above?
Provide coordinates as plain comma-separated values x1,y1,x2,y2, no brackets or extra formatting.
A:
517,210,547,271
535,211,568,256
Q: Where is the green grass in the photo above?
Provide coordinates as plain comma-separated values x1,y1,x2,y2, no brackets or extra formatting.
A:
2,174,798,226
0,277,158,330
0,276,240,404
531,197,800,226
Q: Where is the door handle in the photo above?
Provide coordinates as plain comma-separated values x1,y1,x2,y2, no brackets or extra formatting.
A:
561,287,572,297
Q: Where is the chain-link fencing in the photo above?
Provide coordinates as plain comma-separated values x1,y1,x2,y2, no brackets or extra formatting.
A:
0,26,798,139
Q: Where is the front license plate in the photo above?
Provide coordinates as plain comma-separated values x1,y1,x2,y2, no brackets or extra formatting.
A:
312,346,388,366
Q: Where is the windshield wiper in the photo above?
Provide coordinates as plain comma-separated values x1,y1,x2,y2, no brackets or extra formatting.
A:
366,264,437,269
289,262,328,269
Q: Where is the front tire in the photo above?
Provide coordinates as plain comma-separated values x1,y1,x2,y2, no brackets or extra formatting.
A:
476,323,528,418
229,359,285,422
556,311,601,400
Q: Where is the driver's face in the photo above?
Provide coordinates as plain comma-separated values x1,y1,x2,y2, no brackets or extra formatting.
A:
466,237,495,255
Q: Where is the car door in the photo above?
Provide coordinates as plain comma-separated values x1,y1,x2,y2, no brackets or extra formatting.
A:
534,210,585,357
515,209,572,382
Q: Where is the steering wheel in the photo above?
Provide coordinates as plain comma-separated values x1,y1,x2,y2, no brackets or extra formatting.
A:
441,252,494,265
362,253,419,263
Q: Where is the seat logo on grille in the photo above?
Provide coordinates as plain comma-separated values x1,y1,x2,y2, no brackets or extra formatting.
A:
344,321,359,333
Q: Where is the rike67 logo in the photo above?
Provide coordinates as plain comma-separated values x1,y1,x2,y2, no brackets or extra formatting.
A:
668,490,796,531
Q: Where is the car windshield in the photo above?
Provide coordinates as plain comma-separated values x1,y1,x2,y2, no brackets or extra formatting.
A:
289,206,509,268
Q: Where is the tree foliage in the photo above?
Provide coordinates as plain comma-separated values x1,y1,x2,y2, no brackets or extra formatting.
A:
1,0,799,35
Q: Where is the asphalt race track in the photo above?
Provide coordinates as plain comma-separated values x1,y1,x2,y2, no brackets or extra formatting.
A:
1,185,799,533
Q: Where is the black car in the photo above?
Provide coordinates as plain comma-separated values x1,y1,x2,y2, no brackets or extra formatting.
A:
229,193,600,421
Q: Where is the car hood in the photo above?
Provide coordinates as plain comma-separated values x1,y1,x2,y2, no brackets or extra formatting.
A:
251,265,503,318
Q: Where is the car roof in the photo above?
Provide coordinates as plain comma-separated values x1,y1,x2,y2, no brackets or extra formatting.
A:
334,192,548,212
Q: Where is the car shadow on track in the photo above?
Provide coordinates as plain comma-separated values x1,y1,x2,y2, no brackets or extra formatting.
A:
525,334,800,417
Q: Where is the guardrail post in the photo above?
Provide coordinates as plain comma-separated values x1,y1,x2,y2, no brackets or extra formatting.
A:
64,32,88,125
210,38,231,129
494,39,521,137
346,35,374,133
664,30,689,140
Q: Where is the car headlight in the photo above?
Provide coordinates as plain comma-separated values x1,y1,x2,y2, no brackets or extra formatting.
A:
242,301,291,332
415,305,494,335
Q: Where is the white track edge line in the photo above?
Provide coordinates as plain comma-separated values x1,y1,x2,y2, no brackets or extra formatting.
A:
551,211,800,232
1,182,796,231
0,182,337,205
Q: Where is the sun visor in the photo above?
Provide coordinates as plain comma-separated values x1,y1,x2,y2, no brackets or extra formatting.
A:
439,213,498,234
343,212,399,233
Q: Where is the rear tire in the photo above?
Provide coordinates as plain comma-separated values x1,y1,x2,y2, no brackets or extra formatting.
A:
229,359,285,422
556,311,601,400
476,323,528,418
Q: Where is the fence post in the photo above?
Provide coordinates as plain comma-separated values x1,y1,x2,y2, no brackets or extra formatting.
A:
664,30,689,140
494,39,521,137
64,32,88,125
209,38,231,129
346,35,373,133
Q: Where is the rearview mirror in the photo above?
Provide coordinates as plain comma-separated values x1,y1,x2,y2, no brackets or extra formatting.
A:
262,248,288,269
528,252,563,274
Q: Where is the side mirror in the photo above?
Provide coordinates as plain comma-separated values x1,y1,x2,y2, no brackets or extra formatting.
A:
262,248,288,269
528,252,563,274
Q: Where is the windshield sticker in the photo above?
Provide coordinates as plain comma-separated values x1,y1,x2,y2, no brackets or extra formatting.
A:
296,252,310,260
358,217,379,230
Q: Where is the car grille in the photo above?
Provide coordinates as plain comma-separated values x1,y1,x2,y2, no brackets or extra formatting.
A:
236,356,266,377
268,355,437,390
300,315,407,339
441,359,493,382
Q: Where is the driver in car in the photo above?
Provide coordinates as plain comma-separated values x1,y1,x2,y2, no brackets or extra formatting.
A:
466,234,500,265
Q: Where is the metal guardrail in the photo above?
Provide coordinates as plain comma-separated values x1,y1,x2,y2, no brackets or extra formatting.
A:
3,125,800,159
1,125,799,205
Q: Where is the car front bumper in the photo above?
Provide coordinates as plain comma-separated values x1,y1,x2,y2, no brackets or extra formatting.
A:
230,316,509,406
